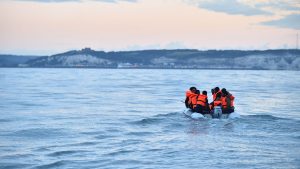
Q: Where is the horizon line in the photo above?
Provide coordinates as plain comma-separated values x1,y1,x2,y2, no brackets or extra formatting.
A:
1,48,300,56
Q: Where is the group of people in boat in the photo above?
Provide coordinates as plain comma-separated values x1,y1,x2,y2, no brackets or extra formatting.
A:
185,87,235,115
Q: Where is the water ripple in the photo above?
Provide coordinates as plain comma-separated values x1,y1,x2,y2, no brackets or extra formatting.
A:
1,69,299,169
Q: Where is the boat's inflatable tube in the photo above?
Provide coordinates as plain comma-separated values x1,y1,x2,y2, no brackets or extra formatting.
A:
228,112,240,119
183,108,240,119
183,109,205,119
183,109,212,119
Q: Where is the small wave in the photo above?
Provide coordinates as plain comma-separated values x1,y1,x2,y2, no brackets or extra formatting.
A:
153,112,181,118
0,163,31,169
33,160,68,169
120,138,143,144
47,150,88,157
11,128,66,139
293,135,300,139
33,147,51,152
244,114,298,122
129,112,181,125
245,114,282,120
0,119,12,123
1,153,34,160
33,142,99,153
105,149,135,156
126,131,154,136
80,131,105,135
72,141,99,146
104,159,143,166
148,148,163,152
165,123,185,128
94,134,117,139
132,117,163,125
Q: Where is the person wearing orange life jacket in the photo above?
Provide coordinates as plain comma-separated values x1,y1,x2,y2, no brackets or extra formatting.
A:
221,88,235,108
191,90,200,112
221,88,234,102
202,91,211,113
212,87,222,101
194,90,210,114
185,87,197,108
211,92,222,111
210,87,221,111
221,88,235,114
209,88,214,111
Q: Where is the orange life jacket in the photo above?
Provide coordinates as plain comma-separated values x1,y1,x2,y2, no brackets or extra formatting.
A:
213,100,222,107
186,90,193,97
191,94,198,108
186,90,194,105
221,94,235,109
229,94,235,107
197,94,207,107
221,96,227,108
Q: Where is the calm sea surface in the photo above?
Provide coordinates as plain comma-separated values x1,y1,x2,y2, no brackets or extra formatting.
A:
0,68,299,169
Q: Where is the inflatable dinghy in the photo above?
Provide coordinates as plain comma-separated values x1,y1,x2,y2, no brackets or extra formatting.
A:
183,106,240,119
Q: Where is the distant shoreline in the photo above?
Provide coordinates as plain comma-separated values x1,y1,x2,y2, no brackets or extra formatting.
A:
0,67,298,71
1,48,300,70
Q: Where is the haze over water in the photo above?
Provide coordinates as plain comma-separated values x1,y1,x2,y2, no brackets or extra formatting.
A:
0,68,299,169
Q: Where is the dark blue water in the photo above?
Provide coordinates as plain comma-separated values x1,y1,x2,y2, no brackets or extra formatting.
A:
0,68,299,169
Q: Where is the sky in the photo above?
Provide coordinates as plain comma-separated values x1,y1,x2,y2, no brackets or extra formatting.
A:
0,0,299,55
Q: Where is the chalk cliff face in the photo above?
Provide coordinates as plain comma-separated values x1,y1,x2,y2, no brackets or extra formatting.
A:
29,54,113,67
1,48,300,70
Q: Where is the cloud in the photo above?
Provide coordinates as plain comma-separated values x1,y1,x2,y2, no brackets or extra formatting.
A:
262,14,300,30
15,0,137,3
254,0,300,12
184,0,270,16
184,0,300,29
93,0,137,3
184,0,300,16
16,0,80,2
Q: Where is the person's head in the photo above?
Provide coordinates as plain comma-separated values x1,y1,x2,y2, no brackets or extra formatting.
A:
221,88,227,94
211,88,214,94
222,90,228,96
216,92,221,98
190,87,197,93
214,87,220,93
202,91,207,95
195,90,200,94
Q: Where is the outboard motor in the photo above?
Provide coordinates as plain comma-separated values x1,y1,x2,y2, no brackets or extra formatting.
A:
213,106,222,118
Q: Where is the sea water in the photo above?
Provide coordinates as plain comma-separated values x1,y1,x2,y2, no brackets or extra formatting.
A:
0,68,299,169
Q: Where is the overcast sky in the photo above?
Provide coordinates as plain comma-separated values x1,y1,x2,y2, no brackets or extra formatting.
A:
0,0,299,55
